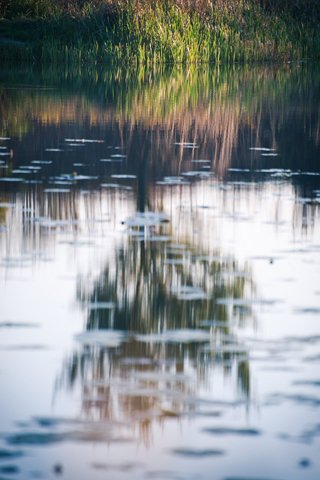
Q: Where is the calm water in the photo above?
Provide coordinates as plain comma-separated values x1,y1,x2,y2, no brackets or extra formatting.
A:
0,63,320,480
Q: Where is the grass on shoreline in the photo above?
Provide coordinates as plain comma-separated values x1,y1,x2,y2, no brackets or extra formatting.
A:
0,0,320,64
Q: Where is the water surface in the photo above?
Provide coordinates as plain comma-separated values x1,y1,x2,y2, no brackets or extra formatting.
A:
0,63,320,479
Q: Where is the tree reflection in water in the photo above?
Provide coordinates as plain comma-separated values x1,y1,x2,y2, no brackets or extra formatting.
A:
59,194,254,444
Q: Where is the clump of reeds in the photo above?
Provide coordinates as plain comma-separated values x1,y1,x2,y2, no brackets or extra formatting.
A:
0,0,319,64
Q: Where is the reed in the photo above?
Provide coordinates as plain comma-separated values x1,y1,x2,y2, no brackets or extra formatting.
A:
0,0,319,64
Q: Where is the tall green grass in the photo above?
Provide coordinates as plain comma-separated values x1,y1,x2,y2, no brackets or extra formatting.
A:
0,0,320,64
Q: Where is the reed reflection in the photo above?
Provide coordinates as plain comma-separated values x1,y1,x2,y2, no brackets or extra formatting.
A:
1,63,320,186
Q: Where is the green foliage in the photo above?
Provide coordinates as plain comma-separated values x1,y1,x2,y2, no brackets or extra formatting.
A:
0,0,319,64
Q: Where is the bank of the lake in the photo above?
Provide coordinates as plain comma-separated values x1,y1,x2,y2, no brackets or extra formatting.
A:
0,0,320,65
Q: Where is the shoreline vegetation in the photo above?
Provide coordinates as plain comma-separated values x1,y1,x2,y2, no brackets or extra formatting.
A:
0,0,320,65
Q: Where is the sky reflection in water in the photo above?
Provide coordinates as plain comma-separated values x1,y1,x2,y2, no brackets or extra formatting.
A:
0,63,320,479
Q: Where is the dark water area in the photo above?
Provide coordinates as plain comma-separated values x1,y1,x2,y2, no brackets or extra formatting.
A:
0,62,320,480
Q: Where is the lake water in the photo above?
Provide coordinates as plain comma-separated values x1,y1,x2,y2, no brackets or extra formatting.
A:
0,62,320,480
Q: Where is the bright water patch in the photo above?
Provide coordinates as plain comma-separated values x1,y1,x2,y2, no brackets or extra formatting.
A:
182,171,213,177
132,372,192,383
170,285,211,300
165,258,190,265
216,298,280,306
249,147,276,151
197,255,233,262
73,175,98,180
148,235,171,242
101,183,132,189
0,178,25,182
100,158,123,162
64,139,104,143
135,329,211,343
43,188,71,193
191,160,211,163
75,330,127,347
174,142,198,147
111,174,136,179
201,344,249,354
157,176,190,185
51,180,73,185
31,160,52,164
123,211,170,227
